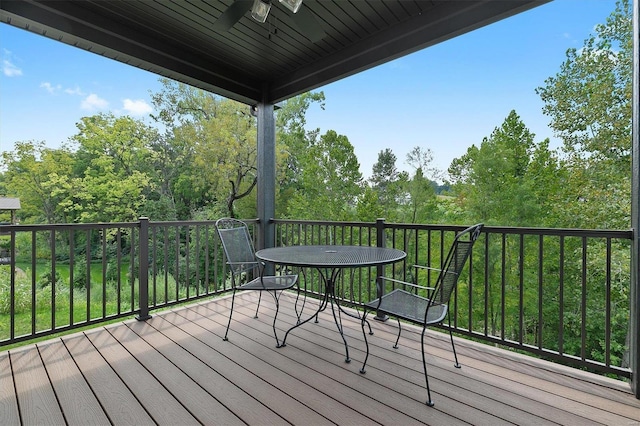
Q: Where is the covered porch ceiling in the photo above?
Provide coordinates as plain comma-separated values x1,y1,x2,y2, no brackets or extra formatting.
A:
1,0,548,106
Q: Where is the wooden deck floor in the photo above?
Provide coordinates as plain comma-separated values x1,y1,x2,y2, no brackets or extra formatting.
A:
2,292,639,425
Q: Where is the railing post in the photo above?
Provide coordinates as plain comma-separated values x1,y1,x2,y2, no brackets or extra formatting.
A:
136,217,151,321
375,218,388,321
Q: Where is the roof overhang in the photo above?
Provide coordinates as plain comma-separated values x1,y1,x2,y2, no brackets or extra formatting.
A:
1,0,549,105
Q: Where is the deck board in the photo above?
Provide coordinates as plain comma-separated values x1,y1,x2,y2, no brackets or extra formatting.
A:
2,291,640,426
84,327,200,426
38,341,110,425
135,311,332,425
10,345,66,425
61,333,155,426
0,353,20,425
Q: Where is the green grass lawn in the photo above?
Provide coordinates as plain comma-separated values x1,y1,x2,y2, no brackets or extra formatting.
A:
0,262,189,345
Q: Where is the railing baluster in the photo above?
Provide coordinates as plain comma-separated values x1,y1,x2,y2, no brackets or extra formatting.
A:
606,237,612,367
501,233,506,341
538,235,544,350
101,227,107,319
85,229,91,322
581,236,587,361
559,236,565,355
69,230,75,326
484,233,489,337
519,233,524,346
30,231,36,337
117,228,122,314
51,229,56,331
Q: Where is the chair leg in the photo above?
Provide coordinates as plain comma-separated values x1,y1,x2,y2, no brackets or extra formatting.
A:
223,290,237,341
359,309,370,374
421,326,435,407
268,290,282,347
364,317,373,335
294,268,308,324
393,317,402,349
448,317,461,368
254,291,262,318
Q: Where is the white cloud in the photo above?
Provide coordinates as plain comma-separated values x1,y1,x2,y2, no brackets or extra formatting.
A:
2,54,23,76
81,93,109,110
122,98,153,116
65,85,84,96
3,59,22,77
40,82,62,94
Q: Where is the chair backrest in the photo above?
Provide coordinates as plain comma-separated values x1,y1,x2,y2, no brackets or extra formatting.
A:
430,223,483,307
215,218,259,276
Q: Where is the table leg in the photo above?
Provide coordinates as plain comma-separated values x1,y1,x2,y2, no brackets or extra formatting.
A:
278,267,354,363
277,275,330,349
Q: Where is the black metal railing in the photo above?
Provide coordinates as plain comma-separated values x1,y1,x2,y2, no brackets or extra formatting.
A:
0,218,634,381
272,219,633,379
0,219,260,347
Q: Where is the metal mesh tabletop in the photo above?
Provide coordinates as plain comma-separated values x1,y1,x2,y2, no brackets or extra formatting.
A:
255,245,406,268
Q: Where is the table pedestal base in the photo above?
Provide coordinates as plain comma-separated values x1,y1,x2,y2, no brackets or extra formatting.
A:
278,267,370,363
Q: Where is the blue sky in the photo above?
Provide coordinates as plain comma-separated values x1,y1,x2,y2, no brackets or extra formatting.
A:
0,0,617,179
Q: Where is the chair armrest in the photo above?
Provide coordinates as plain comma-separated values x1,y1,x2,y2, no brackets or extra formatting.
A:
379,276,435,292
413,264,459,277
227,261,259,266
413,264,441,272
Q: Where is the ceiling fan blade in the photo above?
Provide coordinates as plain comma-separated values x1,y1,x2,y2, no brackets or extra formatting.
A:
292,6,325,43
213,0,253,32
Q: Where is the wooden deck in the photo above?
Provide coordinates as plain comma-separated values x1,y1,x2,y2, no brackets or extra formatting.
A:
2,292,639,425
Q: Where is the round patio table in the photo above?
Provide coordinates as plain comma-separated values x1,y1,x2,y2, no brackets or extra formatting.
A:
255,245,406,362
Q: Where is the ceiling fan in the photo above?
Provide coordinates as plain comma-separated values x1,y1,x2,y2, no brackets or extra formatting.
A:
213,0,325,43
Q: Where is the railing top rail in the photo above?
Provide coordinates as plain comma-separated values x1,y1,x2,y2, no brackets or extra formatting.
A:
0,222,139,232
270,219,633,240
481,225,632,239
270,218,374,227
148,220,217,227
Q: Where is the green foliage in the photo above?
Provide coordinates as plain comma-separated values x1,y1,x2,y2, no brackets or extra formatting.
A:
285,130,363,220
69,113,156,223
0,141,75,224
150,79,264,218
535,0,632,230
367,149,406,221
401,147,439,223
449,110,559,227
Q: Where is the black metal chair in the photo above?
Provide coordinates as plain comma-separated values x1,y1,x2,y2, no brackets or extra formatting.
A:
359,223,483,406
215,218,298,347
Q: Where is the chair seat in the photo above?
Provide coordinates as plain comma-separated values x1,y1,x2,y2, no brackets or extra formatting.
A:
365,288,447,325
238,274,298,291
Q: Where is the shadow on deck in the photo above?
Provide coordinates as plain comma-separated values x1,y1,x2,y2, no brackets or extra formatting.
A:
1,292,639,425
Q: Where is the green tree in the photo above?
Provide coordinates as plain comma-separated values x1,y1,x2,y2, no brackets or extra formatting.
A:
276,92,326,217
368,149,407,221
69,113,156,223
449,110,548,227
535,0,632,230
403,146,439,223
534,0,632,367
286,130,363,220
0,141,75,224
150,79,263,218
